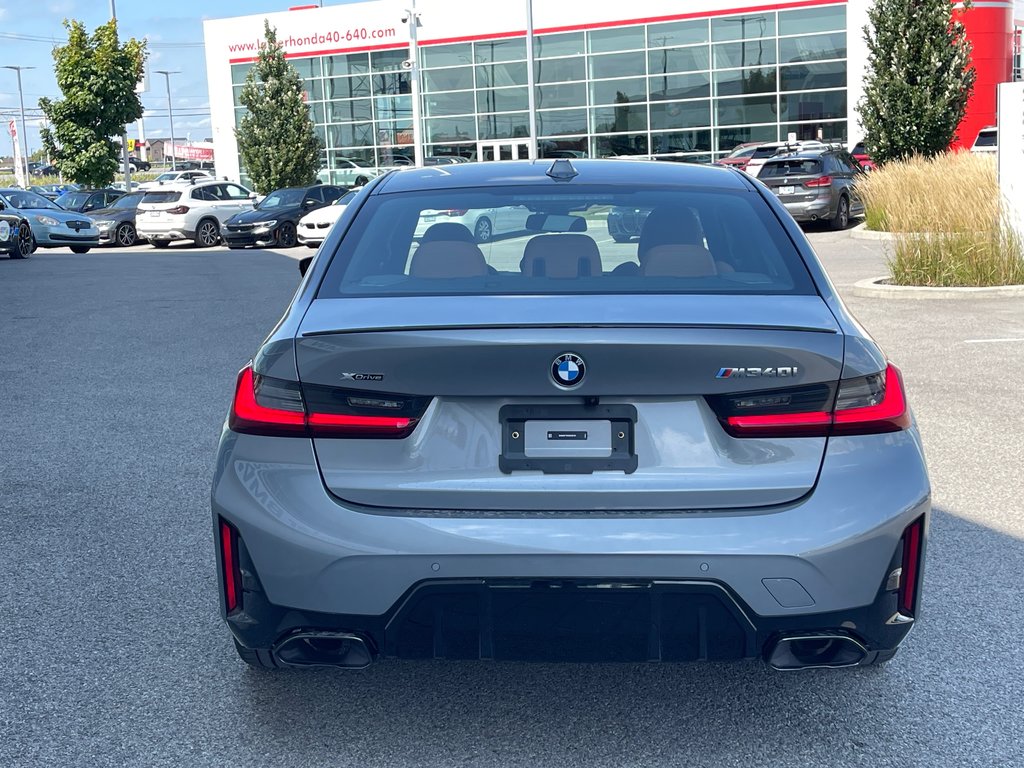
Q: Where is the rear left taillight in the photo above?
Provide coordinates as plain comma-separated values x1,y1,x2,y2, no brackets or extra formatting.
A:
443,209,468,216
228,363,424,438
713,363,912,438
219,518,242,613
804,175,833,188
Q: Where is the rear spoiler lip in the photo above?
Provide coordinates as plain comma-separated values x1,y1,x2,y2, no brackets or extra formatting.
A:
301,322,839,337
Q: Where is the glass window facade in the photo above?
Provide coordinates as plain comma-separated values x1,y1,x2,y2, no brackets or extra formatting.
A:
230,4,847,179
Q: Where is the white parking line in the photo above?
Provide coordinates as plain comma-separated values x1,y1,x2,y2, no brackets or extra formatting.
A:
964,338,1024,344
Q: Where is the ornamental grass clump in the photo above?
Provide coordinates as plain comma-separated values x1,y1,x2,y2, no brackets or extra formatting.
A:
856,152,1024,287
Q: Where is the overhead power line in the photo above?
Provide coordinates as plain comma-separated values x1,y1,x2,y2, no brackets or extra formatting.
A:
0,31,205,48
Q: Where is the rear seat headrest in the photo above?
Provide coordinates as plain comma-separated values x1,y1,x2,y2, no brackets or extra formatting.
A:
410,240,488,278
520,234,602,278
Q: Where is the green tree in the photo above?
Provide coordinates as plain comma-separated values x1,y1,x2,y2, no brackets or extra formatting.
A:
859,0,975,164
39,20,146,187
235,22,322,194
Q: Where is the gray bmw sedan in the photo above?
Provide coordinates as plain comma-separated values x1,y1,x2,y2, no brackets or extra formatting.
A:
212,159,929,672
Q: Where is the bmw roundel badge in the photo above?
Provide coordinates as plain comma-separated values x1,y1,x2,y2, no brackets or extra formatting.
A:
551,353,586,388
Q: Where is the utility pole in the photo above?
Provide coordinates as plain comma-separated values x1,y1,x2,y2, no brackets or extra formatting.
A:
2,65,35,184
109,0,133,187
403,2,424,167
155,70,180,170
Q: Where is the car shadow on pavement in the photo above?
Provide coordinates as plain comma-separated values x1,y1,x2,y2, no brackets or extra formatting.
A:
221,506,1024,766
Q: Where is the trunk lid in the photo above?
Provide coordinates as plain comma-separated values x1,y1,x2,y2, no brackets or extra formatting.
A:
296,294,843,512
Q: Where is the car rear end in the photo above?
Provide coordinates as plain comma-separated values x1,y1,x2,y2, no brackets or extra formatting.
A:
212,161,929,671
758,155,836,223
136,190,192,243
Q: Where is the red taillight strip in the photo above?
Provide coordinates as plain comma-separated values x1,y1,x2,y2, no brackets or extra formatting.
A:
219,519,242,613
229,364,418,438
899,517,924,615
308,411,417,437
725,410,831,436
723,363,910,438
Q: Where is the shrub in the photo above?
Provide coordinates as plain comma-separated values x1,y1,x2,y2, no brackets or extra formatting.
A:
856,152,1024,287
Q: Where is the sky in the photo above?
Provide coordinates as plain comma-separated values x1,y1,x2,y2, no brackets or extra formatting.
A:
0,0,364,158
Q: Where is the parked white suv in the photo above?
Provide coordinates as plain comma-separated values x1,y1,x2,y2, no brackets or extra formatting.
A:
136,180,254,248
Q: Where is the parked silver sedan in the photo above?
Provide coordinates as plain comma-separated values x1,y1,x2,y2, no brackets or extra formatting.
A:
212,160,929,672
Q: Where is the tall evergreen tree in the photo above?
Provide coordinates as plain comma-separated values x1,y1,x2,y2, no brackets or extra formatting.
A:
858,0,975,164
39,20,146,187
235,22,322,194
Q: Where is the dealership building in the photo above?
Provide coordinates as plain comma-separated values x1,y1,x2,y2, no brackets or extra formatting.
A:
203,0,1023,184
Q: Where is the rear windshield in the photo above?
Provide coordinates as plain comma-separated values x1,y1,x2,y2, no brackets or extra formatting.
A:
317,185,815,298
760,159,822,177
974,131,997,147
56,192,90,209
142,191,182,204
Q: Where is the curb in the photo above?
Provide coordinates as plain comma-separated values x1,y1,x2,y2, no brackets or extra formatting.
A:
850,224,894,241
852,276,1024,299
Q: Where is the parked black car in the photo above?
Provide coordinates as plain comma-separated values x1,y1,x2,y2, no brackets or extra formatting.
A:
30,164,58,177
221,184,346,248
55,188,124,213
88,191,146,247
128,156,151,172
0,211,31,259
757,148,866,230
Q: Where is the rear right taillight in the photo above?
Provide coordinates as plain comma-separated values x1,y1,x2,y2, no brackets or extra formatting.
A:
713,363,911,438
166,205,190,215
228,363,425,439
804,175,833,188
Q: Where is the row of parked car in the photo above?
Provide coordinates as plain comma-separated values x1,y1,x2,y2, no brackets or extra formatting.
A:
0,174,360,257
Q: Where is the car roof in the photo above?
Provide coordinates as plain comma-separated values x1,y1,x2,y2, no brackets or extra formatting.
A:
376,159,750,194
764,152,829,162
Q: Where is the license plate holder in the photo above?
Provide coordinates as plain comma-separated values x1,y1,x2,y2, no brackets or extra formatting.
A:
778,185,795,195
499,404,637,474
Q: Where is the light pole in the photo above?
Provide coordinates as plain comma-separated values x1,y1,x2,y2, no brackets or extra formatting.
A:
402,3,424,167
155,70,180,170
2,65,35,184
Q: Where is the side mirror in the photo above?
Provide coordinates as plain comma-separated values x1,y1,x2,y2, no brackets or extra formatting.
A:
303,199,318,209
298,256,313,277
248,192,258,201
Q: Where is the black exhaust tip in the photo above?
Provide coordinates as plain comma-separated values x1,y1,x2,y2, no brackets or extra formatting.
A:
765,633,868,671
272,631,375,669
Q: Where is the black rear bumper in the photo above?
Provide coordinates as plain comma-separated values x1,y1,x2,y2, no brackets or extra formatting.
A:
225,536,915,665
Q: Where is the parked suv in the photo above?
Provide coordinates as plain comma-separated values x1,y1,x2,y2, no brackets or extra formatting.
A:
757,148,865,229
136,180,254,248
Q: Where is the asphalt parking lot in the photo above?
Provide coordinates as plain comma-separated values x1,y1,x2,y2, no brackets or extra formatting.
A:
1,232,1022,767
